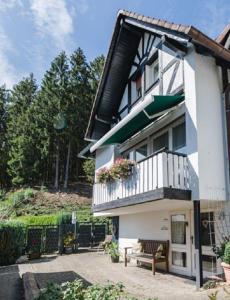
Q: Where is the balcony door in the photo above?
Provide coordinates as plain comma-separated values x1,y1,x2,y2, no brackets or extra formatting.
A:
170,212,192,276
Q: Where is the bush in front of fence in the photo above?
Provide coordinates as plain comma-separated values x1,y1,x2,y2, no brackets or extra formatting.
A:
16,212,72,226
0,221,26,266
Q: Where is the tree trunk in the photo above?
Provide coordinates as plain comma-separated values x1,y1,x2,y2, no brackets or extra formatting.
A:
54,138,60,189
64,140,71,189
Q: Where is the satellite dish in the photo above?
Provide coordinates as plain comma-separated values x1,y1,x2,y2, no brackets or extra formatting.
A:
53,113,67,130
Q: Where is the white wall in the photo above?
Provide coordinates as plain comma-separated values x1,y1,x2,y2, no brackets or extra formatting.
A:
195,54,226,200
119,210,170,249
95,145,117,172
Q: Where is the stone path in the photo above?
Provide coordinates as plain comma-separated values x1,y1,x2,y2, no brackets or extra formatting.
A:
17,250,218,300
0,250,227,300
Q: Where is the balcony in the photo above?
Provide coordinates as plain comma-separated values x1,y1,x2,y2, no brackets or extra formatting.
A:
93,151,191,212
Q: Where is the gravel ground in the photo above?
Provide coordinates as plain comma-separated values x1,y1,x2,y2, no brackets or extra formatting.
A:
16,250,225,300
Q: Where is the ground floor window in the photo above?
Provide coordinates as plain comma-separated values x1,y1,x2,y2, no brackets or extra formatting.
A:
202,255,217,273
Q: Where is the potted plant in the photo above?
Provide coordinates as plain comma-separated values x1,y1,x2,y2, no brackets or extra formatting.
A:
110,158,135,180
96,167,112,184
221,242,230,283
28,239,41,259
105,241,120,263
63,232,75,254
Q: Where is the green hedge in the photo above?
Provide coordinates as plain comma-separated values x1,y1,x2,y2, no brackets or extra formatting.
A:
16,212,72,226
0,221,26,266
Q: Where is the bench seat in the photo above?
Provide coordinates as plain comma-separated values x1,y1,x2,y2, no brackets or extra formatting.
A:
124,239,169,275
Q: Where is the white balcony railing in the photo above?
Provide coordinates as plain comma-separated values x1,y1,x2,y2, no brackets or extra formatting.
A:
93,151,189,207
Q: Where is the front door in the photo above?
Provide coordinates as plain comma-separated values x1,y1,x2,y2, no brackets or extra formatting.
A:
170,211,192,276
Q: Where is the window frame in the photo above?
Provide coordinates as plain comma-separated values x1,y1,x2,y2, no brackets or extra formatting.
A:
172,119,186,151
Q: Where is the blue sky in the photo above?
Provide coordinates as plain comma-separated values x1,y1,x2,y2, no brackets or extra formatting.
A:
0,0,229,88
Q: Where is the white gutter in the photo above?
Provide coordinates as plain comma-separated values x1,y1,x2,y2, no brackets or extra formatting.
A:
90,94,155,153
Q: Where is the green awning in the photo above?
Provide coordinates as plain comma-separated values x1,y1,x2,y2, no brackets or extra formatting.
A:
90,95,184,152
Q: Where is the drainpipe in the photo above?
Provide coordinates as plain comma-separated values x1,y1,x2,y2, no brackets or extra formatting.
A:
221,92,230,200
193,200,203,289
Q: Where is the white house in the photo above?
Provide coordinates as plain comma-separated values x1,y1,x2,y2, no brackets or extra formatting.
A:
84,10,230,284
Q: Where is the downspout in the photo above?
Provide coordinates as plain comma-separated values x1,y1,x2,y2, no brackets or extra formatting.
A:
221,91,230,200
221,66,230,200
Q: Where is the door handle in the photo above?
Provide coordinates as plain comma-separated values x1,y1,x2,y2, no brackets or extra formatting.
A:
191,236,194,244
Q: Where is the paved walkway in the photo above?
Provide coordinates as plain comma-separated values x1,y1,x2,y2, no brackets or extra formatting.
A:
15,250,221,300
0,265,24,300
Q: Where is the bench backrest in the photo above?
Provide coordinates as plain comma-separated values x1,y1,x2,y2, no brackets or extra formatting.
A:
138,239,169,256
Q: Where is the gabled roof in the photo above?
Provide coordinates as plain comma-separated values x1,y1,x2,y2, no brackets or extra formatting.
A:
216,23,230,47
85,10,230,141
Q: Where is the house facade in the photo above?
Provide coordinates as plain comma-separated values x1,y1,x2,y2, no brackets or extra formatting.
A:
85,11,230,280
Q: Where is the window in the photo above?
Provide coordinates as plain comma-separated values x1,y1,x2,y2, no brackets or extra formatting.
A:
172,251,187,267
146,53,159,90
172,122,186,150
202,255,217,273
135,144,148,162
153,132,169,153
135,75,142,98
201,212,215,246
171,214,186,245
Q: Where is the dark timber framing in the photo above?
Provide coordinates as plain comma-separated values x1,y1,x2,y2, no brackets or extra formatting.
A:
193,200,203,288
93,187,191,212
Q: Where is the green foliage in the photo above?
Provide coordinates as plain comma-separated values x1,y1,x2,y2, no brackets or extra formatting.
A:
96,167,112,184
37,280,157,300
213,236,230,261
110,159,135,180
16,212,72,226
0,189,6,201
224,242,230,264
63,232,75,247
105,241,119,259
0,220,26,265
37,282,62,300
208,291,218,300
203,280,218,290
2,49,104,188
62,280,85,300
0,86,10,188
83,160,95,184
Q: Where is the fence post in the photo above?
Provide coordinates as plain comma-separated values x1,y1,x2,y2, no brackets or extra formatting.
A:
58,223,63,255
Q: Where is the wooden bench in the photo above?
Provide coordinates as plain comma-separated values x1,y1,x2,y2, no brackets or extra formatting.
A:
124,239,169,275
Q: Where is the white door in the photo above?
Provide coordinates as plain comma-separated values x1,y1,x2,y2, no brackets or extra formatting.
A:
170,211,192,276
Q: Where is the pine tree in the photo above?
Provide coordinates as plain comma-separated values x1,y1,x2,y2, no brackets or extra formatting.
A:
7,74,38,186
0,86,10,187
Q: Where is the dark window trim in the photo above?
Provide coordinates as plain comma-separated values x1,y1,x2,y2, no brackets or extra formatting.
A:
172,121,186,151
144,78,159,95
146,49,158,66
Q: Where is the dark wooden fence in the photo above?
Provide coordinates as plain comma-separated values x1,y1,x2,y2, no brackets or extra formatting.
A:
26,222,108,254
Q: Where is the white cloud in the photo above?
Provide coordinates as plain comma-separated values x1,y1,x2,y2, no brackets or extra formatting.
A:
0,26,23,88
0,0,22,12
29,0,74,49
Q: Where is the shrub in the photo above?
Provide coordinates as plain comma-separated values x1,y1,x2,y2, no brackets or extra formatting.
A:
0,189,6,201
37,280,157,300
83,159,95,184
105,241,119,259
17,212,72,226
0,221,26,266
213,236,230,261
224,242,230,264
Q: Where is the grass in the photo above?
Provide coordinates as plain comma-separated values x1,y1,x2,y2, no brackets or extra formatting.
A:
0,188,108,225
